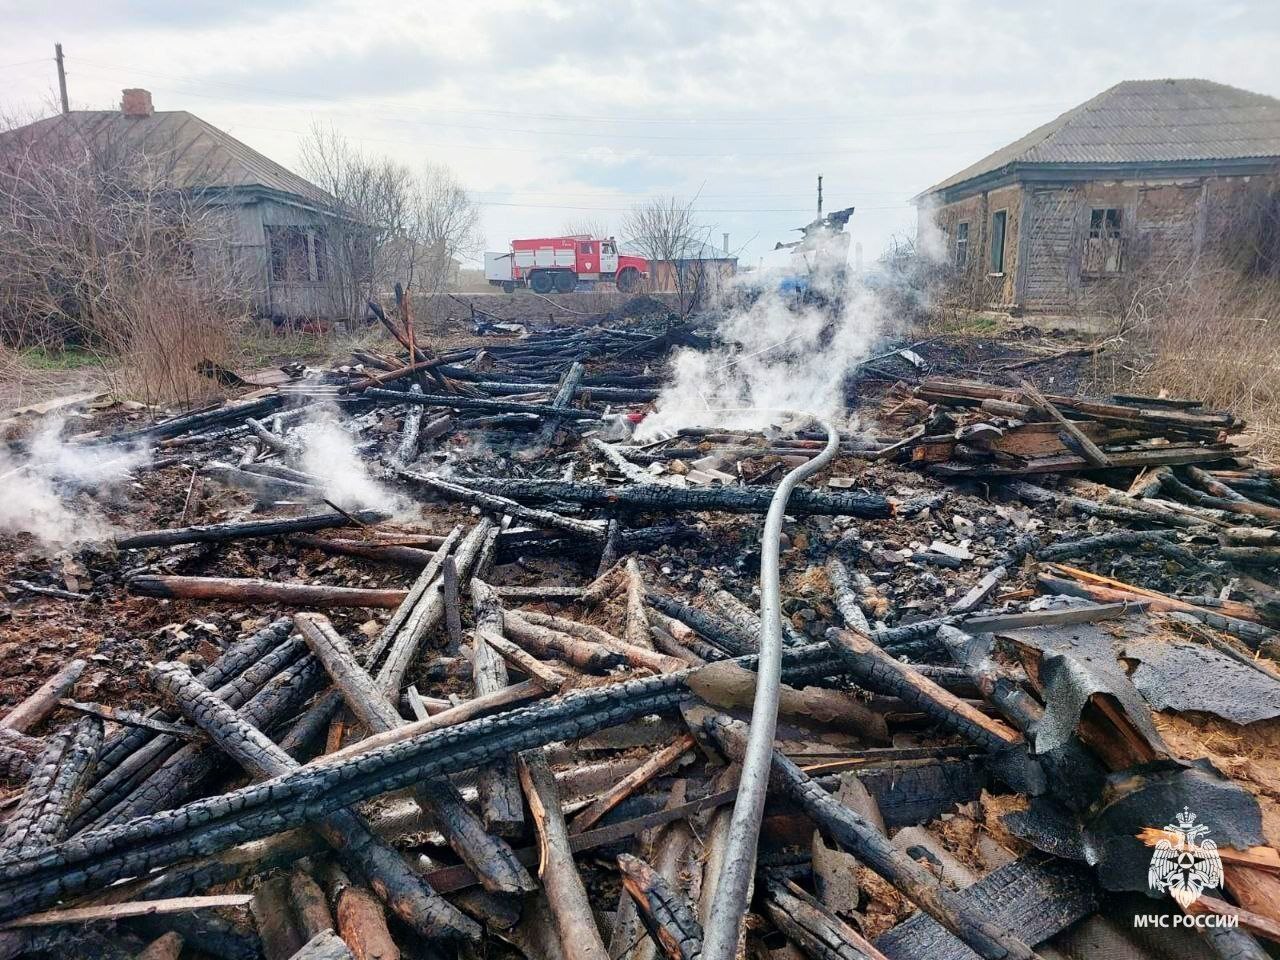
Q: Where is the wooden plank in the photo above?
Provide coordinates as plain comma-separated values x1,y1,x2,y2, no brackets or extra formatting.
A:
3,895,254,928
928,444,1238,478
1018,379,1112,467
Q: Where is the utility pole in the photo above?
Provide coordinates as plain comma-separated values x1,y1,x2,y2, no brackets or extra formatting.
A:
54,42,69,114
816,174,823,219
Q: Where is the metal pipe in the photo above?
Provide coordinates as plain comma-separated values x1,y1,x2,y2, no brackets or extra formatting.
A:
701,415,839,960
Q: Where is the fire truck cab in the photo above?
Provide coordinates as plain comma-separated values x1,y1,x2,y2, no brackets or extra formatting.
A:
485,236,648,294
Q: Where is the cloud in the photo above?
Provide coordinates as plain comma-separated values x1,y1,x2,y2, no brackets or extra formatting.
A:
2,0,1278,264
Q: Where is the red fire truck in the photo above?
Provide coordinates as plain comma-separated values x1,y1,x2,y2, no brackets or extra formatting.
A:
484,236,649,294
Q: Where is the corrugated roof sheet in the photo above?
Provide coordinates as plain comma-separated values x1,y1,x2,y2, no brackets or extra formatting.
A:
0,109,336,209
924,79,1280,195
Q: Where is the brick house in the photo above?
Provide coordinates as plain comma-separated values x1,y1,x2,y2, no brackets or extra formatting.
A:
915,79,1280,311
0,88,355,323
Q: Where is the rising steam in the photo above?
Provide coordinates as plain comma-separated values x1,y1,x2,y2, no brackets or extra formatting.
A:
0,419,151,549
636,258,891,439
294,410,408,515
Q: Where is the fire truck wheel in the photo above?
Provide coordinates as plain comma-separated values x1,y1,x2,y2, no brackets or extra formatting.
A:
553,271,576,294
501,281,515,294
530,271,554,294
617,267,639,293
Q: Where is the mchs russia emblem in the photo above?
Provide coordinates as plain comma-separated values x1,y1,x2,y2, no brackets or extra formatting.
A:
1147,808,1224,908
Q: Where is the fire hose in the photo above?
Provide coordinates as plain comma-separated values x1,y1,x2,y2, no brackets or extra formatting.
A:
700,415,840,960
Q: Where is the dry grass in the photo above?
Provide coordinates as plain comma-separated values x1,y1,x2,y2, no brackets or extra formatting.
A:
1094,267,1280,460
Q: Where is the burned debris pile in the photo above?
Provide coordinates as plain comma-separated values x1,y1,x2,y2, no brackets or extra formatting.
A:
1,313,1280,960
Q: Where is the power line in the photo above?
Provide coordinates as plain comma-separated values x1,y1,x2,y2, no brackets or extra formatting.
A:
0,58,50,71
222,119,976,162
473,200,912,213
70,57,1071,128
68,65,1047,151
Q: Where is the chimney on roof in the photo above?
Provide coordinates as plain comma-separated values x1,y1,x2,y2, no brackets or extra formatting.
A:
121,88,153,117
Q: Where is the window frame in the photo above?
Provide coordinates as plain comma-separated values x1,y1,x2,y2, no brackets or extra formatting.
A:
267,225,327,284
954,220,970,270
1083,206,1124,276
989,209,1007,276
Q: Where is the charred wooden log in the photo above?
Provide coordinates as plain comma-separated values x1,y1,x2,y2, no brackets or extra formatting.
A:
0,645,853,918
1155,467,1280,522
79,634,313,829
253,874,305,960
1,659,86,733
825,557,871,632
617,854,704,960
519,751,610,960
707,585,805,648
440,556,464,654
373,525,462,656
376,518,494,695
516,611,687,674
647,610,726,664
700,714,1041,960
287,535,436,567
81,619,292,816
1,717,101,856
290,868,335,942
0,728,42,780
645,594,757,656
824,628,1022,752
105,394,284,444
468,580,528,836
480,631,573,690
589,438,653,484
504,613,628,673
401,470,606,541
320,862,401,960
365,387,602,420
96,653,324,828
686,660,888,742
765,880,884,960
151,663,479,942
625,558,655,649
128,576,408,609
455,477,893,517
1034,529,1194,564
294,612,534,897
531,360,587,449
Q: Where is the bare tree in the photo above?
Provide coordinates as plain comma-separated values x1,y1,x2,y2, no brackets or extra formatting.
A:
559,218,611,239
622,195,712,317
298,124,481,317
409,161,483,293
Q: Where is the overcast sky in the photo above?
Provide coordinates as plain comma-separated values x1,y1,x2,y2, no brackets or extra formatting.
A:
2,0,1278,267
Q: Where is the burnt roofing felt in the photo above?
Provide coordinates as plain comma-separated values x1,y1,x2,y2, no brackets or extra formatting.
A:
923,78,1280,196
0,109,337,210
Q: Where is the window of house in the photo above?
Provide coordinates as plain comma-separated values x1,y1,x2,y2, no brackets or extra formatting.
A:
989,210,1007,274
955,221,970,269
268,226,326,283
1084,207,1124,274
311,229,327,283
268,226,309,282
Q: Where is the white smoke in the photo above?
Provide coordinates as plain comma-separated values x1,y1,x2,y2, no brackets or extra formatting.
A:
0,418,151,548
293,410,408,516
913,194,949,266
636,255,891,439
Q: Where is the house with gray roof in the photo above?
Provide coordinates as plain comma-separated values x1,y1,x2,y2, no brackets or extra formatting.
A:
916,79,1280,311
0,88,354,323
